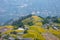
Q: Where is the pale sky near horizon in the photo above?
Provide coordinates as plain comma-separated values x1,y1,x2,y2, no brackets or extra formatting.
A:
0,0,60,24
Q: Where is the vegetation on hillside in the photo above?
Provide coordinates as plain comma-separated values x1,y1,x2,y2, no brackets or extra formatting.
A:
0,14,60,40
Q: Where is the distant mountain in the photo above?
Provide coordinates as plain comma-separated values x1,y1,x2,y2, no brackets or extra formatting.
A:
3,14,33,26
4,14,43,27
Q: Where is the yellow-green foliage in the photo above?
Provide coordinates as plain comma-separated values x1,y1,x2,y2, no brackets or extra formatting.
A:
58,18,60,21
32,16,43,23
29,26,46,33
0,16,45,40
0,25,14,30
5,25,14,28
23,33,36,38
3,30,14,34
3,29,24,35
10,34,17,38
22,17,32,25
15,30,24,33
22,25,46,40
32,16,43,21
0,26,3,28
22,16,43,26
53,23,60,27
23,30,45,40
56,23,60,27
34,22,43,26
49,28,60,38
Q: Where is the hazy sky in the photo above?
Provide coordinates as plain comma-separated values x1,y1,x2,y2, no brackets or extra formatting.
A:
0,0,60,24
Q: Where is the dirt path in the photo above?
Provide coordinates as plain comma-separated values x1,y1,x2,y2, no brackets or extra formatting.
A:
42,33,60,40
